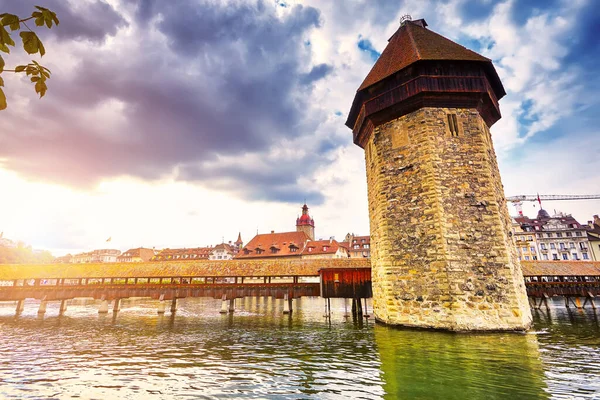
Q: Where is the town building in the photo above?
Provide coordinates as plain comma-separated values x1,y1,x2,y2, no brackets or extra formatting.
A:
515,209,591,261
72,252,93,263
296,204,315,240
586,215,600,261
117,247,156,262
151,247,212,261
511,219,539,261
234,233,243,254
339,233,371,258
302,239,348,259
236,231,310,260
236,204,353,260
209,243,236,260
54,254,73,264
91,249,121,263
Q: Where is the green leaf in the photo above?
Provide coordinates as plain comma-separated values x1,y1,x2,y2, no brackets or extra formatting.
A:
0,24,15,47
19,31,40,55
35,79,47,98
0,87,6,110
0,75,4,87
1,14,20,31
32,11,44,27
0,43,9,53
0,54,4,72
38,38,45,56
14,65,26,72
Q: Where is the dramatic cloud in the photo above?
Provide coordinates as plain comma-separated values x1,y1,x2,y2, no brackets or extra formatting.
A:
0,0,598,253
0,0,127,43
0,0,334,203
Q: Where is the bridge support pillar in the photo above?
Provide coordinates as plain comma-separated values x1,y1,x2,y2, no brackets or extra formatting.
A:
283,294,292,314
323,298,331,319
157,294,166,314
15,300,25,314
98,300,109,314
113,299,121,313
583,293,596,309
352,298,362,317
170,298,178,313
228,298,235,313
220,295,228,314
38,299,47,315
59,300,68,315
343,298,350,318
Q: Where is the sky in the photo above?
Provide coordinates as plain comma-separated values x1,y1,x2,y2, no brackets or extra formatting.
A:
0,0,599,256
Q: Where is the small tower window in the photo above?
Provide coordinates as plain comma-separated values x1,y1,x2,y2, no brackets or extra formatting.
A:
447,113,459,137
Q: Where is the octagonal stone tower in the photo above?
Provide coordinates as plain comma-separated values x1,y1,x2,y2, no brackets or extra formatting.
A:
346,18,532,331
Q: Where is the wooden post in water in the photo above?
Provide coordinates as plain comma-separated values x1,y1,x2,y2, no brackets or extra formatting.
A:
283,293,290,314
59,300,68,316
113,299,121,313
98,299,109,314
343,298,350,318
220,294,228,314
584,292,596,309
229,298,235,313
15,300,25,315
283,293,293,314
170,298,178,313
38,297,47,315
157,294,166,315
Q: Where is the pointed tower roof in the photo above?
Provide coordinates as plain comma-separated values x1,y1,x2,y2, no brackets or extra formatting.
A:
357,19,496,91
235,232,243,246
346,18,506,147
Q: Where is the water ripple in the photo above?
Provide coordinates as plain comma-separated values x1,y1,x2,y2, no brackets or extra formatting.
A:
0,298,598,399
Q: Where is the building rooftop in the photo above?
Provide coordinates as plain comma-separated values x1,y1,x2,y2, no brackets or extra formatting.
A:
236,231,311,259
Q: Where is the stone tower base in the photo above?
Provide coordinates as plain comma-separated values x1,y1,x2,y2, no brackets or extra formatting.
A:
366,107,532,331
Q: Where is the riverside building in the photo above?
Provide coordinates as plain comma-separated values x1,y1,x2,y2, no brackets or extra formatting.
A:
515,209,591,261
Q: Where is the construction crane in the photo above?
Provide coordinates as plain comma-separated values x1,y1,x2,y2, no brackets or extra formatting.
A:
506,194,600,216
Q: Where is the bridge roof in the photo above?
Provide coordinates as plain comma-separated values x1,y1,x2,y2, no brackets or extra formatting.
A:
521,261,600,276
0,259,370,281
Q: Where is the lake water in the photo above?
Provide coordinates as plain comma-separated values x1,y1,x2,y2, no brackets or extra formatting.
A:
0,297,599,399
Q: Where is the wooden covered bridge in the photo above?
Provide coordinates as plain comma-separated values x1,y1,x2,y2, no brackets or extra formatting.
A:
0,258,371,316
2,259,599,317
521,261,600,309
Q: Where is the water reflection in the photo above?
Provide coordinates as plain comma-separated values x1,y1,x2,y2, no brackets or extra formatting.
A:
374,326,548,399
0,297,599,399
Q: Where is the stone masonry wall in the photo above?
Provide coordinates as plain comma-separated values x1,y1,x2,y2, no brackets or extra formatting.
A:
365,107,532,331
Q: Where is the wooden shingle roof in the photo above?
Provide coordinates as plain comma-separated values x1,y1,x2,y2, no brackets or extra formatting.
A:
0,259,371,280
358,19,492,91
520,261,600,276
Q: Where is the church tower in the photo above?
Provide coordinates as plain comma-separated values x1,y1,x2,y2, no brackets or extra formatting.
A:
346,18,531,331
296,204,315,240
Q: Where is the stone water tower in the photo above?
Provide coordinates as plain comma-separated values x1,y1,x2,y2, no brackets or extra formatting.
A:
346,18,532,331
